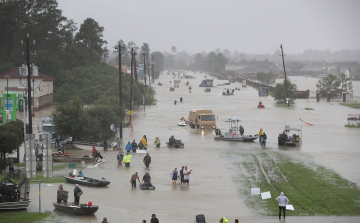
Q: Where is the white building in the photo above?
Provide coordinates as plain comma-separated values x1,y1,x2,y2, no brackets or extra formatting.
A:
0,65,54,112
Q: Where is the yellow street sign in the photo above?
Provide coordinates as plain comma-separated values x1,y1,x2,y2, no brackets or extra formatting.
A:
128,111,133,115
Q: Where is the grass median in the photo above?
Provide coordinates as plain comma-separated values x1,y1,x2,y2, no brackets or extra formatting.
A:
228,147,360,216
0,211,54,223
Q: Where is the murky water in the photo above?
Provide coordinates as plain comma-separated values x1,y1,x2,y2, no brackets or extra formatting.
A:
19,72,360,222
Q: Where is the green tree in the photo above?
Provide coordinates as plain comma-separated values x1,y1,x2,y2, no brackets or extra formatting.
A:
51,97,90,141
0,122,23,169
256,71,277,85
152,51,164,71
75,18,107,63
274,79,297,104
0,132,19,169
339,73,353,93
315,74,341,97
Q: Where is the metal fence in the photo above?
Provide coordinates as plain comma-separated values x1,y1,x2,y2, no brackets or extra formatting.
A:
308,91,360,102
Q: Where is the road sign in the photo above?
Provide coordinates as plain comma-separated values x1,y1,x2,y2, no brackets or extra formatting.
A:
128,111,133,115
139,64,144,70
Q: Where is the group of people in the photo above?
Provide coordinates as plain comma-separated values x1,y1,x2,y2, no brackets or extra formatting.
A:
258,128,267,147
130,172,153,188
125,135,148,153
56,184,81,206
170,166,193,185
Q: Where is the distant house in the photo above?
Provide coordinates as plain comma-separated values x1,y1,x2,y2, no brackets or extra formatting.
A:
349,67,360,80
300,62,326,76
0,66,54,112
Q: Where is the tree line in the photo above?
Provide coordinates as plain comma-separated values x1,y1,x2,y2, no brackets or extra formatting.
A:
0,0,157,142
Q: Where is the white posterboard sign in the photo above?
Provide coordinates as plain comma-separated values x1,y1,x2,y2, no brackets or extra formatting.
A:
286,205,295,210
136,150,146,153
251,188,260,195
261,191,271,199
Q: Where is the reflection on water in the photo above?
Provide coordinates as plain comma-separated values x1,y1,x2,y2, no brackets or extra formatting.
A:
23,72,360,223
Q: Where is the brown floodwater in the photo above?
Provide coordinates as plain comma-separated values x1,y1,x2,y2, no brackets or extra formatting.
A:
17,72,360,222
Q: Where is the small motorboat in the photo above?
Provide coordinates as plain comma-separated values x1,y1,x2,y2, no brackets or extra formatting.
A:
177,120,186,126
53,202,99,215
214,118,259,142
258,104,265,108
140,183,155,190
278,125,302,146
174,84,179,88
65,175,110,187
158,82,162,86
169,87,175,91
166,140,184,148
174,80,181,83
235,87,241,91
204,88,211,92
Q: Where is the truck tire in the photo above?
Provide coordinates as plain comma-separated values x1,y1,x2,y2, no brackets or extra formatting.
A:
196,124,200,129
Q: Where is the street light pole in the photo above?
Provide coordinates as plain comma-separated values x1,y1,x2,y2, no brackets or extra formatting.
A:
5,75,9,123
32,79,35,117
280,44,289,106
115,42,125,138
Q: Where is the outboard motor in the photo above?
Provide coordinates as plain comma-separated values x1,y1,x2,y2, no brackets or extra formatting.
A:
58,145,64,153
195,214,206,223
215,129,221,136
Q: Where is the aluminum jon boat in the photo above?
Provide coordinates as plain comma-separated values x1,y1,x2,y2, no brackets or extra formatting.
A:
53,202,98,215
65,176,110,187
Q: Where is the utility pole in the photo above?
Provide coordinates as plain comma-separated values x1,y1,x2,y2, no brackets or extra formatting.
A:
143,53,146,91
280,44,289,106
22,34,35,134
151,54,155,83
148,55,151,87
129,48,134,127
115,42,125,138
134,52,137,81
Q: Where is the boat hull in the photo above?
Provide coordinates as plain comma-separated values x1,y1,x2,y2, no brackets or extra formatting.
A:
53,202,98,215
53,157,95,163
65,176,110,187
0,200,31,210
214,136,258,142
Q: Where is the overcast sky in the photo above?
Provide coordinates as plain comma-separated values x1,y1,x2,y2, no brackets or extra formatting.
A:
57,0,360,55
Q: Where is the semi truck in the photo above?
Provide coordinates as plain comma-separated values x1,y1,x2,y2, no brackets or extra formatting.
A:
188,109,216,129
199,79,213,87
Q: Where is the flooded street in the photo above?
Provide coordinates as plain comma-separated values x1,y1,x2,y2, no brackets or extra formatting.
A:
23,72,360,222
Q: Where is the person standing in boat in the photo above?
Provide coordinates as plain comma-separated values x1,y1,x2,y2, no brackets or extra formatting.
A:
57,184,63,203
73,184,83,205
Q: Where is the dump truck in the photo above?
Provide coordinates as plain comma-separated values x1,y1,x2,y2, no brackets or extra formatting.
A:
188,109,216,129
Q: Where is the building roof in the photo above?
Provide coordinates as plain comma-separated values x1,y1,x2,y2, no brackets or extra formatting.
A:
350,67,360,76
0,67,55,81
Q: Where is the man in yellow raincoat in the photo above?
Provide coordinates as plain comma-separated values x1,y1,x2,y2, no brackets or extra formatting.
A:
218,217,228,223
141,136,147,149
123,153,132,167
258,128,263,142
